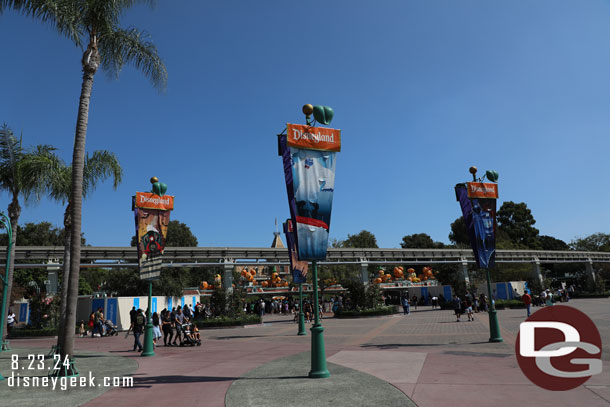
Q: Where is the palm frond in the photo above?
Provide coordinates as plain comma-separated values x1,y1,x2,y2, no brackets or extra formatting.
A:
82,150,123,199
7,0,84,47
0,123,24,195
18,144,65,204
99,26,167,91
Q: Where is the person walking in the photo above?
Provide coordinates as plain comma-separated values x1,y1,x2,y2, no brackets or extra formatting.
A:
401,294,410,315
161,309,173,346
465,295,474,321
522,290,532,317
545,289,554,306
6,309,15,338
152,311,161,347
452,294,462,322
133,309,145,352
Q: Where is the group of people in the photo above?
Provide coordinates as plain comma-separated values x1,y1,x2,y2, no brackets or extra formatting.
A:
83,307,117,337
292,300,323,323
128,305,201,351
451,291,490,322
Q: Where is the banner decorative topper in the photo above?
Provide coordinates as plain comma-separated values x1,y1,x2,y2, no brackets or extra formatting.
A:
283,219,308,284
280,123,341,261
133,182,174,280
455,182,497,269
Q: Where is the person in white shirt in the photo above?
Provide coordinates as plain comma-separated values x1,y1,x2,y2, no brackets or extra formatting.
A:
7,309,16,337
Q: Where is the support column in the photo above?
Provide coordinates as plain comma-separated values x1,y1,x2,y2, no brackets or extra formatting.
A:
46,258,60,295
460,257,470,289
360,259,369,285
223,259,234,293
532,258,544,289
585,259,596,290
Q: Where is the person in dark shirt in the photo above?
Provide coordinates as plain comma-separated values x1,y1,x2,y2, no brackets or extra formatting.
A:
133,309,145,352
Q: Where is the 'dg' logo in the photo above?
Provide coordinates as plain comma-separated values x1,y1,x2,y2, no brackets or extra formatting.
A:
516,305,602,391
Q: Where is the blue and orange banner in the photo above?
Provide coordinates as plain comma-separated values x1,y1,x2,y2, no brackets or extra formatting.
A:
456,183,497,269
280,126,339,261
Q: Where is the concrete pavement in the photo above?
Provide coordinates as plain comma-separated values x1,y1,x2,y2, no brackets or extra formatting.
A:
0,298,608,406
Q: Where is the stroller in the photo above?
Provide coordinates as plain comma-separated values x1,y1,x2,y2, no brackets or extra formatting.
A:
180,323,201,346
104,319,119,336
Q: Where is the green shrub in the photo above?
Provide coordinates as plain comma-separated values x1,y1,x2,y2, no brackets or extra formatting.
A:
194,314,261,328
494,299,525,309
334,306,396,318
9,327,57,338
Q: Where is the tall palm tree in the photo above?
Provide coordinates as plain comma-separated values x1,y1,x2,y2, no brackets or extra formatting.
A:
3,1,167,366
50,150,122,352
0,124,63,337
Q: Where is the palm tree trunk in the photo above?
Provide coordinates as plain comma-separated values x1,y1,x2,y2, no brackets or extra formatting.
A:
3,196,20,340
61,39,99,364
57,205,71,350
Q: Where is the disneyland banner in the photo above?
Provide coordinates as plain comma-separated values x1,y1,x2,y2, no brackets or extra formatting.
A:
280,124,341,261
455,183,497,269
133,193,174,280
283,219,308,283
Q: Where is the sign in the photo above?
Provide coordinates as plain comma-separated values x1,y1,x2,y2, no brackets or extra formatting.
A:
133,191,174,280
466,182,498,199
516,305,602,391
455,183,497,269
280,134,337,261
287,124,341,152
135,192,174,211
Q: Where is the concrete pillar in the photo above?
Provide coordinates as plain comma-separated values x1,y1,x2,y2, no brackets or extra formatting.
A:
585,259,596,290
460,258,470,288
223,259,234,293
360,259,369,285
532,258,544,289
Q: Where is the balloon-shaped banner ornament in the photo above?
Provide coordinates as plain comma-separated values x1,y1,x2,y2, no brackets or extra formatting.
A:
132,177,175,280
279,118,341,261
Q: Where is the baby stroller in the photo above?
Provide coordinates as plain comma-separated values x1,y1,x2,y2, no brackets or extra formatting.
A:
180,323,201,346
104,319,119,336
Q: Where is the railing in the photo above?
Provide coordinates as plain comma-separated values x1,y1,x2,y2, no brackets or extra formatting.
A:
0,246,609,268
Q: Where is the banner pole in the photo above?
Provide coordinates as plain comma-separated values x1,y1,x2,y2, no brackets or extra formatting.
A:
485,268,503,342
298,283,306,336
142,280,155,356
309,261,329,378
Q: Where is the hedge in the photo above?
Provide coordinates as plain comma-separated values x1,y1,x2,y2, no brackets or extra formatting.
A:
334,306,397,318
194,314,261,328
9,327,58,338
494,299,525,309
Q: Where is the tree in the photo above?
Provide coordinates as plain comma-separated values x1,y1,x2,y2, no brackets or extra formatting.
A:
570,233,610,252
538,235,569,251
4,0,168,365
400,233,444,249
0,126,62,319
46,150,121,353
448,217,469,247
497,202,540,249
343,230,378,248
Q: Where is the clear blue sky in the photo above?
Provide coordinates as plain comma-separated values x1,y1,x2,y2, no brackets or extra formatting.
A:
1,0,610,248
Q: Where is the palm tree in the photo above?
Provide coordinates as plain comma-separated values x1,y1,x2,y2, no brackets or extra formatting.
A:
50,150,122,352
0,124,63,337
3,1,167,366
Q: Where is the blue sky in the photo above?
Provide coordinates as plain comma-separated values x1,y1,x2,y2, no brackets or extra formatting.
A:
1,0,610,248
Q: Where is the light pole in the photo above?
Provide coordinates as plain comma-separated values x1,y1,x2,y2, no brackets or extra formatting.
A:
141,280,155,356
309,261,329,378
298,283,306,336
485,268,503,342
0,212,13,380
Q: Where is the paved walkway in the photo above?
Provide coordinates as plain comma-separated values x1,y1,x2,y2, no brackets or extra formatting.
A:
0,298,608,406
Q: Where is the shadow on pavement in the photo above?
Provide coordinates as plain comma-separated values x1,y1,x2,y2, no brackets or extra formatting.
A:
133,374,239,387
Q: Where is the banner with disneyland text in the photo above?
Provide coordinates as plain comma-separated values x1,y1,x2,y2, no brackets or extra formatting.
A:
283,219,308,283
279,124,341,261
455,182,498,269
133,192,174,280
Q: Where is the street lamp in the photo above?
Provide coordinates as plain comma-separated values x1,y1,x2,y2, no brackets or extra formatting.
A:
0,212,13,381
